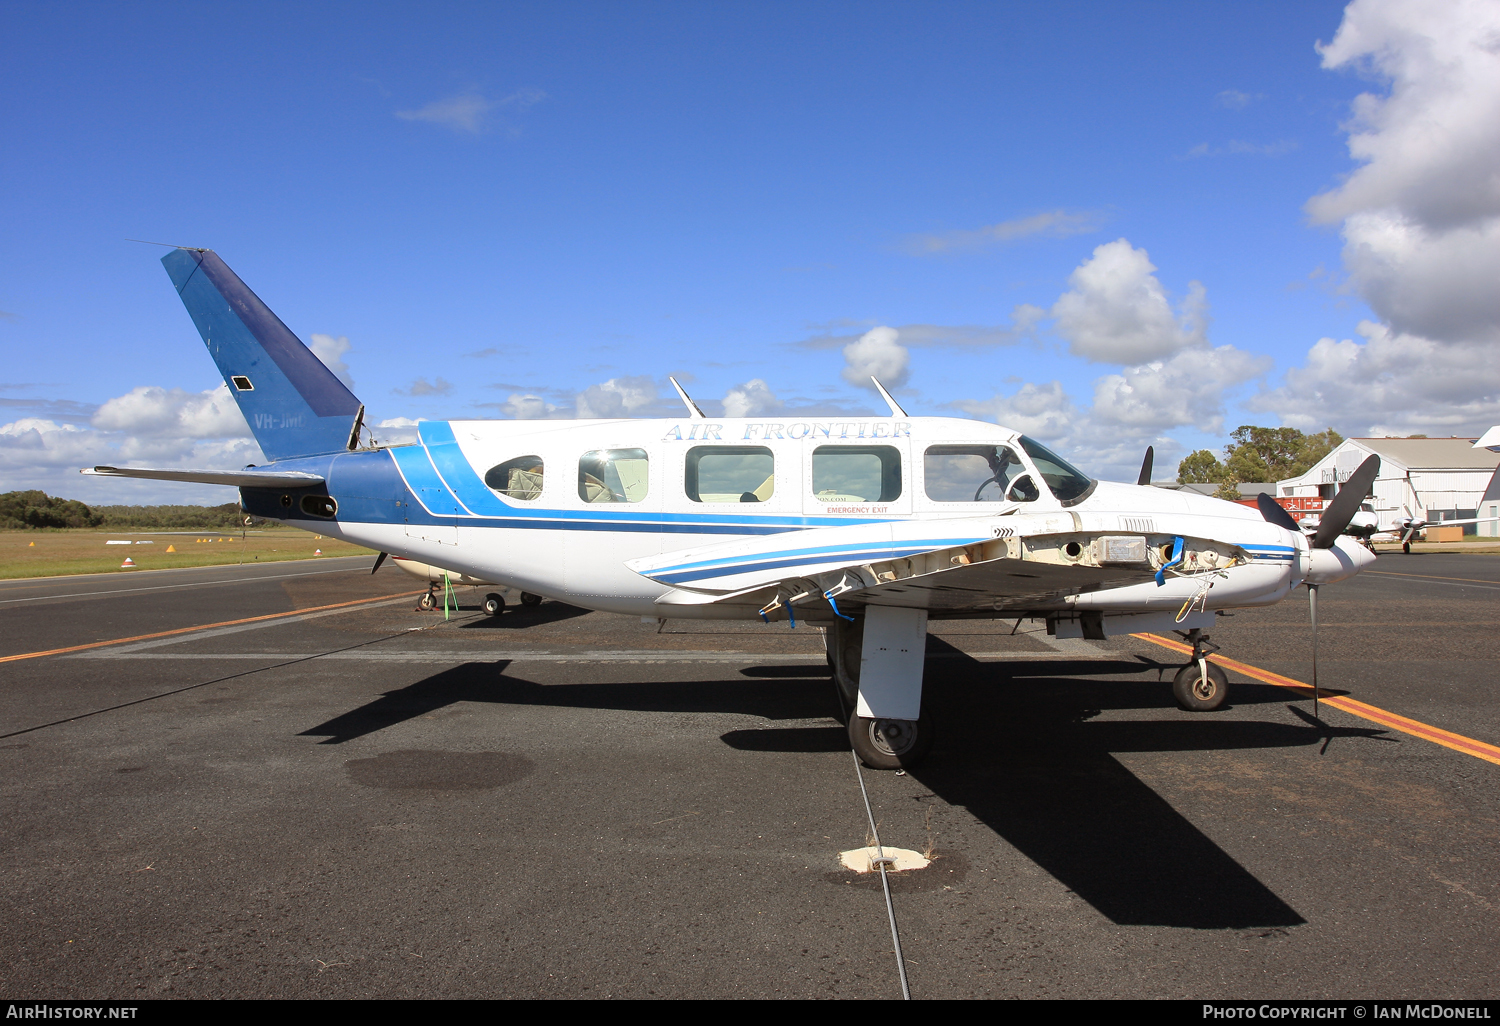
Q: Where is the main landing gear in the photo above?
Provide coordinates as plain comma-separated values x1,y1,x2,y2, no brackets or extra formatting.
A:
827,610,934,771
1172,628,1229,712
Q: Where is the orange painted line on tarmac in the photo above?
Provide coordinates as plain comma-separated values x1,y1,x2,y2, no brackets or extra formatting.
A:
0,590,425,665
1132,633,1500,768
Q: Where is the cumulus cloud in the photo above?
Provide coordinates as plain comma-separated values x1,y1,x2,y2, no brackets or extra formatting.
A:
1305,0,1500,344
1050,239,1208,363
722,379,783,419
952,381,1082,442
840,327,910,389
395,87,547,134
1,387,264,502
904,209,1106,255
1253,320,1500,437
501,394,559,420
308,333,355,388
92,384,251,441
1091,346,1271,434
576,376,658,419
1259,0,1500,435
373,416,422,445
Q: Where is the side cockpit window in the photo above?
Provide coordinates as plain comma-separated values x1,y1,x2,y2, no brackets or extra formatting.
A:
484,456,545,501
812,446,901,502
579,448,649,503
924,444,1034,503
685,446,774,502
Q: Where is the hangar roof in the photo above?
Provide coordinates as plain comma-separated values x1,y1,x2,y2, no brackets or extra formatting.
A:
1351,438,1499,471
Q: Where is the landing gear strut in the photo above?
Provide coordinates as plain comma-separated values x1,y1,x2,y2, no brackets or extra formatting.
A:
826,613,933,770
1172,628,1229,711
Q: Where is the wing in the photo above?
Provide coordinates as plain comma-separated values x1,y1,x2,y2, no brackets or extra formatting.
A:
628,512,1215,619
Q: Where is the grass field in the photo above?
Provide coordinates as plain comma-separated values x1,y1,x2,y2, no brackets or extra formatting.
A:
0,530,376,579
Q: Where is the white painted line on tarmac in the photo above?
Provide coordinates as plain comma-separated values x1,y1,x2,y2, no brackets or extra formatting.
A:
0,563,381,606
67,648,1116,664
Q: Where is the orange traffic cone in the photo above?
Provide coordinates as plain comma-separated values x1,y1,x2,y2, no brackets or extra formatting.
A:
166,545,176,552
120,557,136,568
28,541,34,547
314,549,322,555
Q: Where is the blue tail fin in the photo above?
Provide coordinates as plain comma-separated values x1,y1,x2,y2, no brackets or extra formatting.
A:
162,248,364,462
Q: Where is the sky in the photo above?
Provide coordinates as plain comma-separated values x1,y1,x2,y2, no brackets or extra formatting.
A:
3,0,1498,504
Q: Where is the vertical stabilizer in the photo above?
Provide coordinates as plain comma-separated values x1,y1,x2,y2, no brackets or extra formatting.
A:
161,248,363,461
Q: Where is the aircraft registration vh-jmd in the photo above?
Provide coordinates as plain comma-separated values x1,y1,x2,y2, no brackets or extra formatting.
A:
84,249,1383,769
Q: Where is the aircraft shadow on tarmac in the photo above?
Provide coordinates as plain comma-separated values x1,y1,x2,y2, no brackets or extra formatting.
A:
299,635,1390,931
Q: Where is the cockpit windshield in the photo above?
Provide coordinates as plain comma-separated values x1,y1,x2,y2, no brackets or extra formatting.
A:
1017,435,1095,504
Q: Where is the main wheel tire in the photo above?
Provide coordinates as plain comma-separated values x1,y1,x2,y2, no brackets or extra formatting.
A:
483,593,505,617
829,617,864,723
520,592,543,607
848,713,933,770
1173,660,1229,711
418,592,436,610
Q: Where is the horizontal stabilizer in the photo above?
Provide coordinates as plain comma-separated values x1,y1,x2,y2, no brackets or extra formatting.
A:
82,466,325,488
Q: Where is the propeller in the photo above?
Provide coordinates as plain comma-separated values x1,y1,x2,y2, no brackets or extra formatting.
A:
1254,455,1380,721
371,551,388,574
1256,492,1301,532
1308,582,1319,718
1312,455,1381,549
1137,446,1154,487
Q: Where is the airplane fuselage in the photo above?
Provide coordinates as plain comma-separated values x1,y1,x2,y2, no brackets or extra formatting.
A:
241,415,1355,629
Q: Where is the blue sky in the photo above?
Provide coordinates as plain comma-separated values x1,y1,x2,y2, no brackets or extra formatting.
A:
4,0,1497,503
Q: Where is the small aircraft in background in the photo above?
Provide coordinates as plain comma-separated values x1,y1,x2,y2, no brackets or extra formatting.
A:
85,249,1385,768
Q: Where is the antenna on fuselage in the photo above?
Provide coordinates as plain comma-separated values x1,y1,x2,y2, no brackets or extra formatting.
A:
668,376,706,419
870,377,907,418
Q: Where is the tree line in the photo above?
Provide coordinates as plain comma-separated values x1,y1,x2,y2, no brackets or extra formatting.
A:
1177,426,1343,499
0,491,262,531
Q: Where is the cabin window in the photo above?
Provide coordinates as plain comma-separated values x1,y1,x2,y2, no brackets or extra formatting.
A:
685,446,774,503
923,444,1032,502
578,448,649,503
1017,435,1095,504
812,446,902,503
484,455,545,501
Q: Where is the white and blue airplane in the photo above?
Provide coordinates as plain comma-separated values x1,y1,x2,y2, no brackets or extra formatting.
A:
84,249,1382,769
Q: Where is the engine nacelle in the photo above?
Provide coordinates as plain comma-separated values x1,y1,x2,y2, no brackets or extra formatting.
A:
1300,536,1375,586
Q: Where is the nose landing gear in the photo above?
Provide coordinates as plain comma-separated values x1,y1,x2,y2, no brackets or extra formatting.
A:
1172,628,1229,711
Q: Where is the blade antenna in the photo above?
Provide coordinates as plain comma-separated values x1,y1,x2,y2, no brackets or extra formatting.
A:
1137,446,1154,487
668,376,706,419
371,552,388,575
870,377,908,418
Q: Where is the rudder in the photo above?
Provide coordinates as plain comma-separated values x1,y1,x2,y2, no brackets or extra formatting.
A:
162,248,364,461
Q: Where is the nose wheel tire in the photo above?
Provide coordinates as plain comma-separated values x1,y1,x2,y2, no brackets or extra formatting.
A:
417,591,436,611
1172,660,1229,712
848,713,933,770
483,593,505,617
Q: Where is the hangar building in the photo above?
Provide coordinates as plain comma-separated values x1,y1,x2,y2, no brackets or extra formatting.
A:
1278,438,1500,537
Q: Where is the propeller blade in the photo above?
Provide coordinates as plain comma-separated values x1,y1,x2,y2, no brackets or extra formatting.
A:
1308,583,1319,718
1137,446,1154,487
371,551,388,575
1257,492,1302,533
1313,455,1381,549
